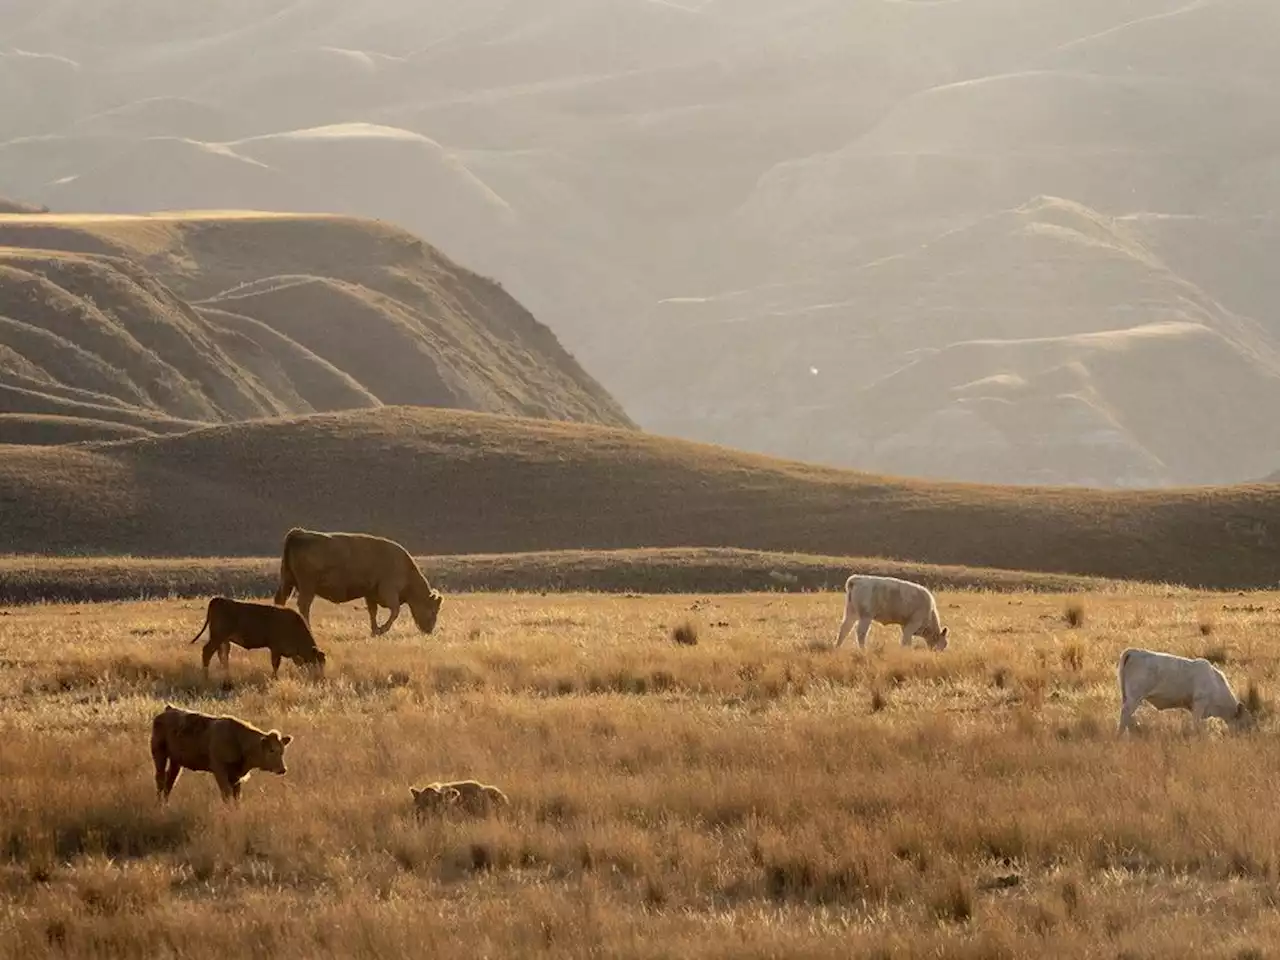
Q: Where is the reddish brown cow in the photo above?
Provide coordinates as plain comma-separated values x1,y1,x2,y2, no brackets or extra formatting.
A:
189,595,326,678
150,704,294,803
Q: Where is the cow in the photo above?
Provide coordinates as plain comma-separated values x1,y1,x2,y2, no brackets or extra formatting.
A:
411,779,510,817
189,595,327,679
150,704,294,803
834,574,950,651
1117,648,1255,734
273,527,443,637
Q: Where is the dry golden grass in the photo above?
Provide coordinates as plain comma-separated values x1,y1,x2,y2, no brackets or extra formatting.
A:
4,587,1280,957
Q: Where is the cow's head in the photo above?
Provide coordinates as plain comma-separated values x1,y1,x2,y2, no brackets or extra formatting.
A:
926,624,950,651
409,587,444,634
293,648,327,675
1231,701,1257,732
254,731,293,775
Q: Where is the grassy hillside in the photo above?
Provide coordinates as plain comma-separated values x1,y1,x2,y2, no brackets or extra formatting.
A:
0,405,1277,588
0,548,1113,607
0,211,632,437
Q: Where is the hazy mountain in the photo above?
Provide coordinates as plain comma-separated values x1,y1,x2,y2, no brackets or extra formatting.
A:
4,0,1278,485
0,212,631,437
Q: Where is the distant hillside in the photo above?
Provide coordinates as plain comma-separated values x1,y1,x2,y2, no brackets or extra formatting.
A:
0,197,47,214
628,197,1280,487
0,405,1277,589
0,211,632,436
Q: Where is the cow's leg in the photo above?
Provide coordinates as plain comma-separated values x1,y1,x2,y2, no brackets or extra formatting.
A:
834,597,857,648
163,761,181,799
152,744,169,800
201,638,220,678
368,593,402,636
855,615,874,649
230,779,243,802
218,641,231,674
900,611,926,648
1190,700,1211,734
270,650,282,679
297,592,315,627
212,765,237,803
1118,696,1140,734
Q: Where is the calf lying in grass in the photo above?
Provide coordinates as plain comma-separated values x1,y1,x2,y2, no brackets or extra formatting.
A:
411,779,510,817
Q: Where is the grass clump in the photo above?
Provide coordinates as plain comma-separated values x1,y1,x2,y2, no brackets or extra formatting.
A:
671,620,699,647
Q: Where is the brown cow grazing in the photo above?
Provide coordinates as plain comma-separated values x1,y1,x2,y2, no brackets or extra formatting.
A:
274,527,443,637
150,704,294,803
411,779,510,817
189,595,327,679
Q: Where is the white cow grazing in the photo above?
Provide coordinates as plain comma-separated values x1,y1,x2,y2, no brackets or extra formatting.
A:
834,575,949,651
1117,648,1254,733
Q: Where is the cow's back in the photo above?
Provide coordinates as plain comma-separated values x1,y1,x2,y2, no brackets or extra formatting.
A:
252,602,317,653
1119,648,1208,707
848,575,931,624
153,706,217,770
286,529,407,596
214,597,313,650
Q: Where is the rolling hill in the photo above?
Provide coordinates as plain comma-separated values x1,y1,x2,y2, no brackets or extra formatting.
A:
0,405,1277,589
0,211,631,437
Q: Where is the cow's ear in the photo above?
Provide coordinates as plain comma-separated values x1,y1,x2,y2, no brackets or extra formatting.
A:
281,734,293,746
411,787,422,800
941,627,949,639
444,787,461,803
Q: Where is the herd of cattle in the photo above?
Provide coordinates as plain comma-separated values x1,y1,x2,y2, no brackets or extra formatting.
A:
151,528,1258,808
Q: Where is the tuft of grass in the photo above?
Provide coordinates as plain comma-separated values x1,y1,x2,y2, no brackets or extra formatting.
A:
1059,875,1083,918
671,620,699,647
928,872,974,925
1199,616,1216,637
1060,642,1086,672
1063,600,1086,629
1245,681,1266,719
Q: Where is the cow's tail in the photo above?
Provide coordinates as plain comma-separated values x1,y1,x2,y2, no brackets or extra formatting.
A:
274,528,302,606
188,604,212,645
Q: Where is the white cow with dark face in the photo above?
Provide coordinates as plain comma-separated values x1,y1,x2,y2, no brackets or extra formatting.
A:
1117,648,1254,733
834,574,949,651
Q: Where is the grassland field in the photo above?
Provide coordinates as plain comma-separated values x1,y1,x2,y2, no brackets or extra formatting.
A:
4,585,1280,959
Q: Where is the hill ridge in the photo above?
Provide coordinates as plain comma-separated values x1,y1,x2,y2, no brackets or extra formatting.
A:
1,404,1278,589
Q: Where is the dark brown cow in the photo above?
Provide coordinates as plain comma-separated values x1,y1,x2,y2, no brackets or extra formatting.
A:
189,595,327,678
150,704,294,803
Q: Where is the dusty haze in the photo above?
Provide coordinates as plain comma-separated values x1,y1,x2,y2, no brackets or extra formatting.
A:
4,0,1280,486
